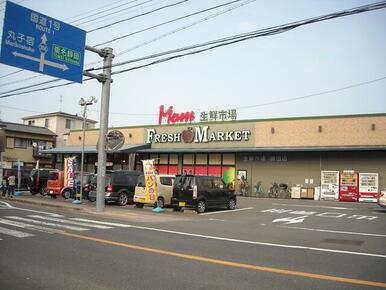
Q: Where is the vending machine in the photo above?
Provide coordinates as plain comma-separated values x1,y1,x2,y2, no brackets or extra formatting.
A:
320,171,339,200
359,173,379,203
339,170,359,202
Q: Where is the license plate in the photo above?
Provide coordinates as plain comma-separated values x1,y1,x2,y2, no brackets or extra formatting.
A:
139,198,145,201
179,202,186,207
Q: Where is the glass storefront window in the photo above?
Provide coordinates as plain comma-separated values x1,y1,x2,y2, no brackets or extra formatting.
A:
222,153,235,165
183,154,194,165
209,154,221,165
169,154,178,165
195,154,208,165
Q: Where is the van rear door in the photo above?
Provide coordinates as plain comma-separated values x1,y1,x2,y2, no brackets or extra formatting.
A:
173,175,195,202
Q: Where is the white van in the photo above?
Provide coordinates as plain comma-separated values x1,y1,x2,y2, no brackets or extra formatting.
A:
134,174,175,208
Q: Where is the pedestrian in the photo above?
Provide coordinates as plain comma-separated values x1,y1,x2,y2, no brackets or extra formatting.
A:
239,175,246,196
7,174,16,198
1,178,7,197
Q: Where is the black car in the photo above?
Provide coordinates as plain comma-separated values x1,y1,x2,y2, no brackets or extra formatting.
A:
88,170,141,206
171,175,236,213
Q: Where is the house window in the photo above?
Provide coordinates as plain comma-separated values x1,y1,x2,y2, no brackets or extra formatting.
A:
65,119,71,129
6,137,14,148
28,120,35,125
45,118,50,128
14,138,27,148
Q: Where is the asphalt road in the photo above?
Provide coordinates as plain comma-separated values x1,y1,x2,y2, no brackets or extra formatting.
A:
0,198,385,290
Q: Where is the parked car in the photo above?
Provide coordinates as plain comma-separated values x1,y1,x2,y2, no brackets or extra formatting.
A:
88,170,141,206
45,170,94,199
134,174,175,208
171,175,237,213
28,169,52,195
377,191,386,208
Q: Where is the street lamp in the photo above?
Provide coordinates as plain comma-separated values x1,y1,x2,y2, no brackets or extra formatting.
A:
73,96,97,205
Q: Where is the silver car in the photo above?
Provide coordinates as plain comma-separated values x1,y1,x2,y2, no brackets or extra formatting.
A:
377,191,386,208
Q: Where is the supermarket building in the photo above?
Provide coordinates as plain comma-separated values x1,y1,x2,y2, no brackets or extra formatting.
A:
42,113,386,198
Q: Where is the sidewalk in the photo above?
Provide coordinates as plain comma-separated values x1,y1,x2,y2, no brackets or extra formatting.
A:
0,192,188,223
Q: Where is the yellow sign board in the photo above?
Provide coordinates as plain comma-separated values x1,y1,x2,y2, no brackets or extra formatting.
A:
142,160,157,203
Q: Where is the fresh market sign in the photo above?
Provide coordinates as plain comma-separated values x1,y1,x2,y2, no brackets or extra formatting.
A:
146,126,251,144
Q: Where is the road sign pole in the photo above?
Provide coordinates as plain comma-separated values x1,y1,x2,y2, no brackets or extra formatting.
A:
96,47,114,212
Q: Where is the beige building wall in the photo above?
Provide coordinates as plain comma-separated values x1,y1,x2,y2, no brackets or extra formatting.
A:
68,127,145,146
255,116,386,147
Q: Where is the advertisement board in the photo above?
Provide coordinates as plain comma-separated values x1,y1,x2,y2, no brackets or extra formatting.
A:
142,159,157,203
320,171,339,200
64,157,75,188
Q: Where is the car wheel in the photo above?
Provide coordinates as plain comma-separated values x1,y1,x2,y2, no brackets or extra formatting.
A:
228,198,236,210
173,207,182,212
62,189,71,199
135,202,144,208
88,197,96,202
196,200,206,214
118,192,129,206
155,197,165,208
40,186,47,196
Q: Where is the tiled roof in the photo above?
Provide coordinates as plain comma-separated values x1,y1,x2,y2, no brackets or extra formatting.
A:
0,121,57,136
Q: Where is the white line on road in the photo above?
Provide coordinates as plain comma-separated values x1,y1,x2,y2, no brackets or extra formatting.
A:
272,203,357,210
5,216,89,231
281,226,386,238
28,215,113,229
0,218,59,234
69,218,133,228
209,218,225,221
0,202,64,217
0,226,34,238
125,225,386,258
199,207,254,216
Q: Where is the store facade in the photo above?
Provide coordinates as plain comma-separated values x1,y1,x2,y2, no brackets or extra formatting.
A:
42,113,386,198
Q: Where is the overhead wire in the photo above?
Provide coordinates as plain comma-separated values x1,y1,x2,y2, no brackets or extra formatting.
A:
86,0,189,33
1,1,386,98
93,0,244,47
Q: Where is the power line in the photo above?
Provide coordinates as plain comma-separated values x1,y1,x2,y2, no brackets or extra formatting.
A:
70,0,142,25
80,0,168,29
87,0,189,33
95,1,386,72
63,0,129,22
3,76,384,116
94,0,244,47
75,0,154,27
1,1,385,98
114,0,255,57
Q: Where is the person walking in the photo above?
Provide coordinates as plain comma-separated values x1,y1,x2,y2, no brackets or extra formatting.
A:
239,175,246,196
1,177,7,197
7,174,16,198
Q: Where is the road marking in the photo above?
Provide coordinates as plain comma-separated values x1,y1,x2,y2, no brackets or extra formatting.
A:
27,215,113,229
209,218,225,221
0,226,34,238
272,203,356,210
282,226,386,238
0,218,59,234
5,216,89,231
122,224,386,258
0,202,64,217
272,216,307,225
199,207,253,215
61,231,386,288
69,218,133,228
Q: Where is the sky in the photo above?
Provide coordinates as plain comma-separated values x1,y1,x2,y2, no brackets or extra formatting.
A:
0,0,385,127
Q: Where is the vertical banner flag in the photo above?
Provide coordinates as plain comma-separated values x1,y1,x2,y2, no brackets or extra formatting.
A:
142,160,157,203
64,157,76,188
223,167,236,190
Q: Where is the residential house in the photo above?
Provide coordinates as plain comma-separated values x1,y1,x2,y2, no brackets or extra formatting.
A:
22,112,97,147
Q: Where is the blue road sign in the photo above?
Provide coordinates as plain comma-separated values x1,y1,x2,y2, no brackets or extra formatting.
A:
0,1,86,83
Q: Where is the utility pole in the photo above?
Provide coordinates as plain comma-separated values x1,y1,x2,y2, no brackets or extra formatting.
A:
84,45,114,212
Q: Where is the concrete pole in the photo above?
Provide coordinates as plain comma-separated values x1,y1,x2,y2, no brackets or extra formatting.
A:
96,47,114,212
79,104,87,203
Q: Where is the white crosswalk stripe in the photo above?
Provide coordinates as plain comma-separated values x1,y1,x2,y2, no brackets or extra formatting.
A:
0,218,59,234
70,218,133,228
0,226,34,238
28,215,113,229
5,216,89,231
